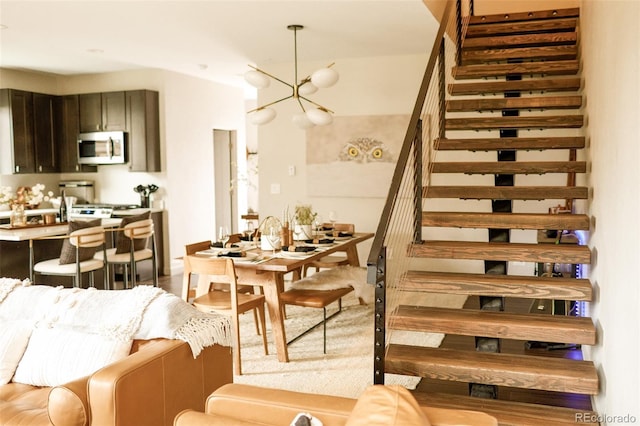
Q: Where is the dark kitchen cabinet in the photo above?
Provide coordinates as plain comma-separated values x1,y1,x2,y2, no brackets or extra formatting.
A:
59,95,97,173
78,91,126,132
126,90,161,172
32,93,60,173
0,89,36,174
0,90,63,174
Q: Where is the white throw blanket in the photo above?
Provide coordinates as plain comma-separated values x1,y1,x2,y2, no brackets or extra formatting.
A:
0,279,231,357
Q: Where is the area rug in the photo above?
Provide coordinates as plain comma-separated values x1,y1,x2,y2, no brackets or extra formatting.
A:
234,288,467,398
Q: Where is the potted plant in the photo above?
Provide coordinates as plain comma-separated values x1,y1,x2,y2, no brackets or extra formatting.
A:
293,204,316,240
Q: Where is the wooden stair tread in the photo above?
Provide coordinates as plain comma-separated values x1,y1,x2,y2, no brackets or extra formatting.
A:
446,115,583,130
390,305,596,344
410,240,591,264
412,392,599,425
424,185,588,200
385,345,598,394
436,136,585,151
463,32,577,50
446,96,582,112
448,78,581,95
453,60,579,79
432,160,586,174
467,17,578,38
400,270,593,301
468,8,580,25
461,45,578,64
421,211,590,230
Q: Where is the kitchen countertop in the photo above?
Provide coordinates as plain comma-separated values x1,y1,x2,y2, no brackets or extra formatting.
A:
0,218,121,242
0,207,58,220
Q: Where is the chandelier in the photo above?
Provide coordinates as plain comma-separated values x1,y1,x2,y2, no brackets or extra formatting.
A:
244,25,339,129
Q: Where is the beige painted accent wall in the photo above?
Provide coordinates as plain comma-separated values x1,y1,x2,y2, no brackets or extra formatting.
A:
579,0,640,418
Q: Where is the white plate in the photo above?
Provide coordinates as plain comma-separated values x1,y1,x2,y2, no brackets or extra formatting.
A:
279,250,316,259
196,247,242,256
224,252,260,263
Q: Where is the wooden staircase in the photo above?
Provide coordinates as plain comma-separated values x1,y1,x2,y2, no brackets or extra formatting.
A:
385,7,600,425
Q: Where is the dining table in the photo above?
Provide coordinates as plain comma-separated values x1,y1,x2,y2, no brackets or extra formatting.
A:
190,231,374,362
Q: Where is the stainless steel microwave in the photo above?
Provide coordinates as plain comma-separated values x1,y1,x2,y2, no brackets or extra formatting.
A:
77,131,127,165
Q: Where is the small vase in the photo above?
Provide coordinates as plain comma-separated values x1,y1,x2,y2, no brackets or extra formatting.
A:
10,204,27,227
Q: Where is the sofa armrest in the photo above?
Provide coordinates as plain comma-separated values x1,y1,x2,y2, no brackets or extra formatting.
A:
204,383,355,426
88,339,232,426
48,376,90,426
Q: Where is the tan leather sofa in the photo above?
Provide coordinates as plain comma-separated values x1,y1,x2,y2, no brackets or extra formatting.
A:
174,383,498,426
0,339,232,426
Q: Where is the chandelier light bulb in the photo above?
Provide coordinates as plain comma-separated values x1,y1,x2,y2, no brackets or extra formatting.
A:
298,81,318,96
250,108,277,125
244,70,270,89
311,67,339,88
292,112,315,129
306,108,333,126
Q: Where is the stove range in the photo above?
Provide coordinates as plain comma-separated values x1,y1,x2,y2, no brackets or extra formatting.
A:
69,204,140,219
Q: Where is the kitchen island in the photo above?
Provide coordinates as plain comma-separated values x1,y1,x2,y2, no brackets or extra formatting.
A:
0,210,165,286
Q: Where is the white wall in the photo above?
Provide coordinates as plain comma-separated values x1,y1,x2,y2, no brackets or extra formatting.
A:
255,53,432,264
580,0,640,420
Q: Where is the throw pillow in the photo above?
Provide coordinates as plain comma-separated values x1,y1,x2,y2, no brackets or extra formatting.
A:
115,211,151,254
59,219,102,264
12,327,132,387
0,319,33,384
345,385,432,426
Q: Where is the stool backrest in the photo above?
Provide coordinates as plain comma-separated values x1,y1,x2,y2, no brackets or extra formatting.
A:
69,226,105,248
123,219,154,241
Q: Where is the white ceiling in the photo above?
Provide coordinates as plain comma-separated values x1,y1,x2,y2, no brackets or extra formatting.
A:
0,0,437,89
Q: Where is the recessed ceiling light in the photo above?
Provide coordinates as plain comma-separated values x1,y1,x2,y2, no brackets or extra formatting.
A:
87,48,104,54
198,64,208,70
0,25,8,30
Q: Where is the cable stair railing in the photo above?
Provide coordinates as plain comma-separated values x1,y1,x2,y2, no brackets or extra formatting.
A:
366,0,469,384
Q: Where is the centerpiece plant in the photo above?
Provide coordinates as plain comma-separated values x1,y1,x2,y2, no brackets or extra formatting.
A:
293,204,316,240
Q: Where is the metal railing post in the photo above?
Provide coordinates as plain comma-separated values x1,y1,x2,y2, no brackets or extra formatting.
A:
414,121,423,243
372,247,387,385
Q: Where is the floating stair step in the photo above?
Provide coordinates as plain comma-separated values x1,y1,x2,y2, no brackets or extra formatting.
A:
446,96,582,112
468,8,580,26
431,161,586,174
386,344,598,394
436,136,585,151
399,271,593,301
424,185,588,200
390,305,596,344
461,45,578,64
453,60,579,79
410,240,591,264
463,32,577,50
445,115,583,130
421,212,590,230
448,78,581,95
467,17,578,38
412,392,599,425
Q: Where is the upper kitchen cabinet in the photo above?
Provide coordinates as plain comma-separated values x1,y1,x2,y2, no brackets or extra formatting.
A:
125,90,161,172
59,95,97,173
0,89,35,174
0,89,61,174
78,91,126,132
32,93,60,173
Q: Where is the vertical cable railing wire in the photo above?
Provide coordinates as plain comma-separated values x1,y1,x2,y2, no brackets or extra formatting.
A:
368,0,470,384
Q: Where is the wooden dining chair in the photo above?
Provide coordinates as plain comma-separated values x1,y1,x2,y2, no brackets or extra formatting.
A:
184,241,263,335
302,223,355,277
183,255,268,375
